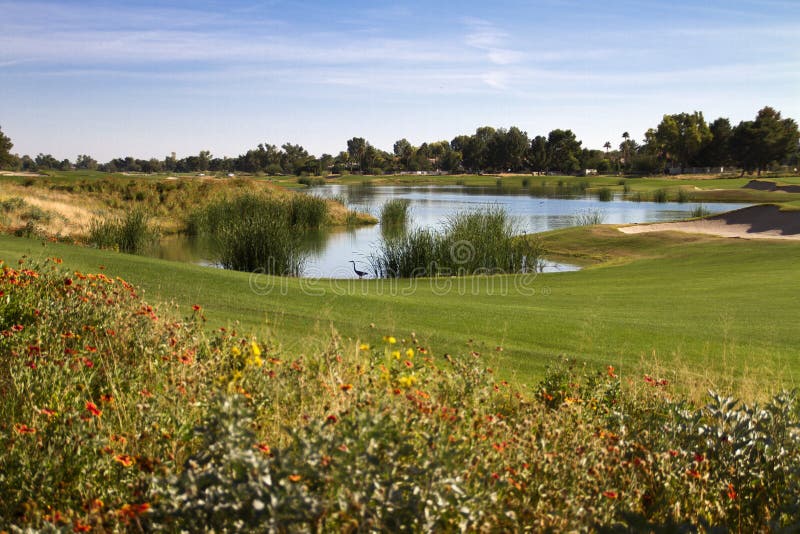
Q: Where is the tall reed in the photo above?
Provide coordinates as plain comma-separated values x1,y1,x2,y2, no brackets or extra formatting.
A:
190,193,328,275
380,199,411,228
369,207,541,278
88,209,159,254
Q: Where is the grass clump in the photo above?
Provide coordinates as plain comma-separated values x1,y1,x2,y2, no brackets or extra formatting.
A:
676,188,691,203
369,207,541,278
596,187,613,202
189,193,328,275
652,189,668,203
87,209,159,254
573,208,606,226
691,204,711,218
379,198,411,228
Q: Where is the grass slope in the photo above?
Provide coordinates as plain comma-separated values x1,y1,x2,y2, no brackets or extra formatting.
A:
2,230,799,396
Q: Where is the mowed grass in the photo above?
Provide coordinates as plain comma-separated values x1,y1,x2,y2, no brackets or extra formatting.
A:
2,229,799,396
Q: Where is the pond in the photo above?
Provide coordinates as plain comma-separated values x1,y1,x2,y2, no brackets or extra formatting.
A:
154,185,751,278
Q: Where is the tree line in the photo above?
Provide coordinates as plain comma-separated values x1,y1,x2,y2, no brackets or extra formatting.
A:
1,106,797,177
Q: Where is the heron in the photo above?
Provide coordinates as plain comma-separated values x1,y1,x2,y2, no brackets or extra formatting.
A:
349,260,367,279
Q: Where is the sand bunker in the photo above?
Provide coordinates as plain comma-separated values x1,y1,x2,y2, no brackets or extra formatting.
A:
619,205,800,241
743,179,800,193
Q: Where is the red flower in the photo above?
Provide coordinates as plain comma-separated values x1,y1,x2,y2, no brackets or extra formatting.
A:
326,414,338,423
73,520,91,532
727,483,737,500
256,443,271,454
100,394,114,403
687,469,701,479
64,278,73,286
607,365,617,378
339,383,353,391
192,304,201,311
40,407,57,417
14,423,36,434
694,453,705,463
602,490,618,499
86,401,102,417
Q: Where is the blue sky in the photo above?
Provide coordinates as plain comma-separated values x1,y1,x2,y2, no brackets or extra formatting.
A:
1,0,798,161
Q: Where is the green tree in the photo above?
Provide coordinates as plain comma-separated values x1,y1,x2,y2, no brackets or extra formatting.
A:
653,111,712,169
526,135,549,172
546,129,582,174
697,117,733,167
393,138,414,170
346,137,368,172
0,126,15,169
75,154,98,170
731,107,800,176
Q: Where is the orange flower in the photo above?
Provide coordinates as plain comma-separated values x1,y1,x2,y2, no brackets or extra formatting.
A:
40,407,57,417
118,503,150,520
288,474,302,482
256,443,271,455
115,454,135,467
607,365,617,378
14,423,36,434
73,520,91,532
602,490,618,499
100,394,114,403
86,401,102,417
727,483,737,500
339,383,353,392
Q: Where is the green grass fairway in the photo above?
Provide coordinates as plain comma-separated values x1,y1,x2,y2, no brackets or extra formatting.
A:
2,230,799,395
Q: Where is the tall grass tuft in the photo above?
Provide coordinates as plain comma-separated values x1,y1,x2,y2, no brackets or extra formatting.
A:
380,199,411,228
190,193,328,275
573,209,606,226
676,188,690,203
369,207,541,278
596,187,613,202
691,204,711,218
88,209,159,254
652,189,668,203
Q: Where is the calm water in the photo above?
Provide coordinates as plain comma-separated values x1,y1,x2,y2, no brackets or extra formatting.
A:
156,185,750,278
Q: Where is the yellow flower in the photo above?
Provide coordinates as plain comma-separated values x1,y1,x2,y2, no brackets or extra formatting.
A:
391,350,401,360
397,374,418,388
358,343,370,351
405,348,414,359
246,354,264,367
251,341,262,357
383,336,396,345
231,346,241,357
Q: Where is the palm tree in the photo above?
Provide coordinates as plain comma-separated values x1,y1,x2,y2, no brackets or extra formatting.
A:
603,141,611,154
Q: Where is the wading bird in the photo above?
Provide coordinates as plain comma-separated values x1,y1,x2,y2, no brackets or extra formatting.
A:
349,260,367,279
